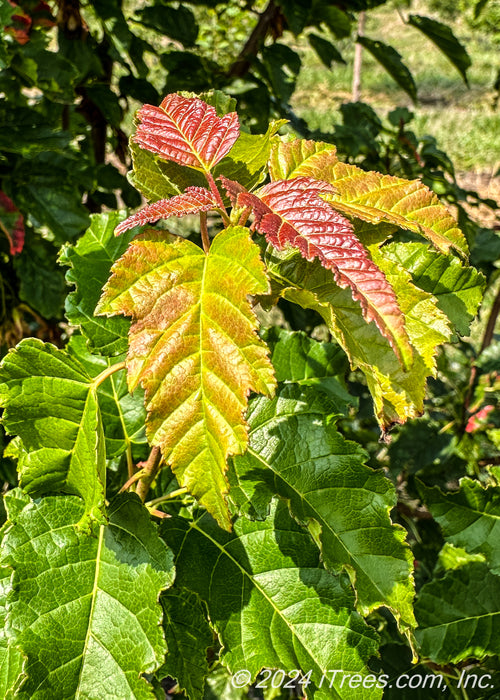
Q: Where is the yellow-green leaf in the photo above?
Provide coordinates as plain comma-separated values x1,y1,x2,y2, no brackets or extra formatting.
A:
96,226,276,529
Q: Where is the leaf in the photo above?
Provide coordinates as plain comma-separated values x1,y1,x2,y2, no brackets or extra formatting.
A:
137,4,198,46
357,37,417,103
115,187,217,236
0,339,106,524
0,492,174,698
162,501,382,700
67,335,147,460
264,247,450,430
261,43,302,103
229,384,416,633
0,566,24,699
269,139,468,257
418,479,500,575
415,562,500,663
96,226,276,530
134,93,240,172
379,242,485,336
408,15,471,86
268,138,339,182
159,588,212,700
0,192,24,255
262,327,355,414
214,119,287,191
221,176,413,369
308,33,346,68
59,212,135,356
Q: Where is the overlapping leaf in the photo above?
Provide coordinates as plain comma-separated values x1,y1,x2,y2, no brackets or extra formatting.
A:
222,175,412,369
268,139,468,257
115,186,217,236
263,246,450,430
229,384,416,633
96,226,276,530
415,562,500,663
418,479,500,574
0,339,106,523
135,93,240,172
159,588,213,700
1,491,174,699
59,212,135,356
162,501,382,700
0,566,24,699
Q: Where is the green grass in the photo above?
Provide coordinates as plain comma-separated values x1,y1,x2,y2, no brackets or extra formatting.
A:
291,1,500,171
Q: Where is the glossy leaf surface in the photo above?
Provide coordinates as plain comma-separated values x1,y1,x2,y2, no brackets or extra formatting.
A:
1,492,174,699
222,175,412,368
135,93,240,172
230,384,416,632
163,501,382,700
97,226,276,529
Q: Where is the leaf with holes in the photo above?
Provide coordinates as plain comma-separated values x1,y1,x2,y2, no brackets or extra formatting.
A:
268,139,468,257
135,93,240,172
0,491,174,699
221,175,412,369
96,226,276,530
115,186,217,236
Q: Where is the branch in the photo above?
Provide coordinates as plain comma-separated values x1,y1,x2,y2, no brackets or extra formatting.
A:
228,0,281,79
135,446,163,502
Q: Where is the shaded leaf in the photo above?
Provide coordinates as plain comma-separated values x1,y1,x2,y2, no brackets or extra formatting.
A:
418,479,500,574
269,139,468,256
379,242,484,336
264,246,450,430
0,339,106,524
115,187,217,236
357,37,417,103
137,4,198,46
59,212,135,356
308,33,346,67
0,192,24,255
135,93,239,172
230,384,416,633
162,501,382,700
222,175,412,369
1,492,174,699
261,44,302,103
408,15,471,86
96,226,276,530
159,588,212,700
415,562,500,663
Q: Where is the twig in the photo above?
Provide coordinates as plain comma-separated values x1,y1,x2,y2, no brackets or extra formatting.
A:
227,0,281,79
135,446,163,502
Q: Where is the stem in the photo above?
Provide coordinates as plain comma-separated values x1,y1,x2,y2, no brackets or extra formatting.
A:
125,443,134,480
119,468,145,494
200,212,210,253
228,0,281,78
92,361,126,388
352,11,366,102
145,487,189,508
135,446,163,502
205,172,226,211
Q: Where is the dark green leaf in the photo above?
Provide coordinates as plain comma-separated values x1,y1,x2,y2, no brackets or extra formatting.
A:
13,234,66,319
159,588,212,700
138,5,198,46
261,44,302,103
0,340,106,524
1,492,174,698
357,37,417,103
408,15,471,85
162,501,382,700
230,384,415,633
308,33,346,67
312,3,352,38
276,0,312,35
59,212,134,356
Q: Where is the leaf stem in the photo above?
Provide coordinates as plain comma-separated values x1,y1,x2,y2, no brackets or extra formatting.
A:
119,468,145,493
135,446,163,502
92,361,126,388
145,487,189,508
205,171,226,212
200,212,210,253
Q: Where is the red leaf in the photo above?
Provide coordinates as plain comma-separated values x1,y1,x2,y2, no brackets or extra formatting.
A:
134,94,240,172
221,175,412,367
0,191,25,255
115,186,217,236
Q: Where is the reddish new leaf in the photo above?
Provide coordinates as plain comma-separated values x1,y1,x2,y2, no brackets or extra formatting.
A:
134,94,240,172
0,191,24,255
115,187,217,236
221,176,412,368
